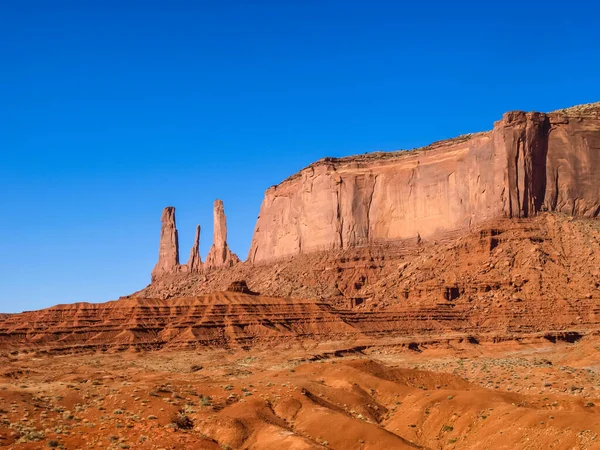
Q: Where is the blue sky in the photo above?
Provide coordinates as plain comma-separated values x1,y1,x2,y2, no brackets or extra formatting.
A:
1,1,598,313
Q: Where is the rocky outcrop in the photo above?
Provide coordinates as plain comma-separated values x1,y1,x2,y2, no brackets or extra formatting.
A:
151,201,240,280
141,212,600,317
205,200,240,270
247,134,506,263
248,104,600,263
0,293,356,352
187,225,202,273
151,207,180,280
545,111,600,216
5,211,600,353
498,112,551,218
228,280,258,295
147,104,598,274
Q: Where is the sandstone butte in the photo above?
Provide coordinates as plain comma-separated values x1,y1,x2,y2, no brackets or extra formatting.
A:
248,106,600,263
0,101,598,353
149,102,599,279
0,103,600,347
1,102,600,450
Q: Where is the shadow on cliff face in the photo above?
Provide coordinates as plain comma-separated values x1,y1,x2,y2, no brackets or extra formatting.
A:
227,280,259,295
531,115,550,215
504,111,551,218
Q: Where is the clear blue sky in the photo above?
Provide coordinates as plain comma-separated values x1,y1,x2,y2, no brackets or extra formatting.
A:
1,1,598,313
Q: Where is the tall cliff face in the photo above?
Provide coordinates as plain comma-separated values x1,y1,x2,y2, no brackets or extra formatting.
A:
498,111,551,218
545,112,600,216
248,105,600,264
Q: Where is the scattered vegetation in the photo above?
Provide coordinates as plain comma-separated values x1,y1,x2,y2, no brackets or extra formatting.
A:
171,410,194,430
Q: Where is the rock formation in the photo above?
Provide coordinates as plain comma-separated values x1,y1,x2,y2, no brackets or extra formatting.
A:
205,199,240,270
148,103,598,279
151,201,241,279
151,206,180,280
0,293,351,352
187,225,202,273
4,103,600,354
500,112,551,218
248,104,600,263
140,212,600,314
227,280,258,295
4,211,600,353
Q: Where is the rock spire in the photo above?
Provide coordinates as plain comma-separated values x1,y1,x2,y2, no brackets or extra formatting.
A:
151,206,180,280
205,199,240,269
151,201,241,280
187,225,202,273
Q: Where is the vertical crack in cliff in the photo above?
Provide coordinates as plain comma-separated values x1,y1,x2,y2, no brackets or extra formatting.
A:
572,197,581,216
505,112,550,218
551,167,560,211
526,114,550,215
514,137,522,217
366,174,378,244
407,168,416,203
336,176,343,248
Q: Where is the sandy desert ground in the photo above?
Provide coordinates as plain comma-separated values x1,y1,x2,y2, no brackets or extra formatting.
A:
2,335,600,450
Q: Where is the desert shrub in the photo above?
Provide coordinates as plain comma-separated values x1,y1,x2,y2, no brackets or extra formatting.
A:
171,410,194,430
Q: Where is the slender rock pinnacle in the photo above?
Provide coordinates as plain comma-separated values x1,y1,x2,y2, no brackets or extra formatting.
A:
187,224,202,273
213,200,227,250
151,206,180,280
206,199,240,269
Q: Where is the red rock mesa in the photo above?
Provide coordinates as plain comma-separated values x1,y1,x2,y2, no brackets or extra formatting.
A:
248,107,599,263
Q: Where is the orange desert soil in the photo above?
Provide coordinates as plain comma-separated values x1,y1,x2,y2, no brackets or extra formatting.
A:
1,338,600,449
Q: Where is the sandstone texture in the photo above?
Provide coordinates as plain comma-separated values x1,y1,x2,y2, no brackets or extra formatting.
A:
4,213,599,353
205,199,241,270
0,292,351,352
187,224,202,273
139,212,600,335
248,104,600,263
151,206,179,280
151,200,240,280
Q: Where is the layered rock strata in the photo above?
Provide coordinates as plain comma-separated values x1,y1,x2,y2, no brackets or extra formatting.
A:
0,293,356,352
141,212,600,326
248,106,600,263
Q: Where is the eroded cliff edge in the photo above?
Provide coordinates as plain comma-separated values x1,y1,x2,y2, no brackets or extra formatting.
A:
248,104,600,263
